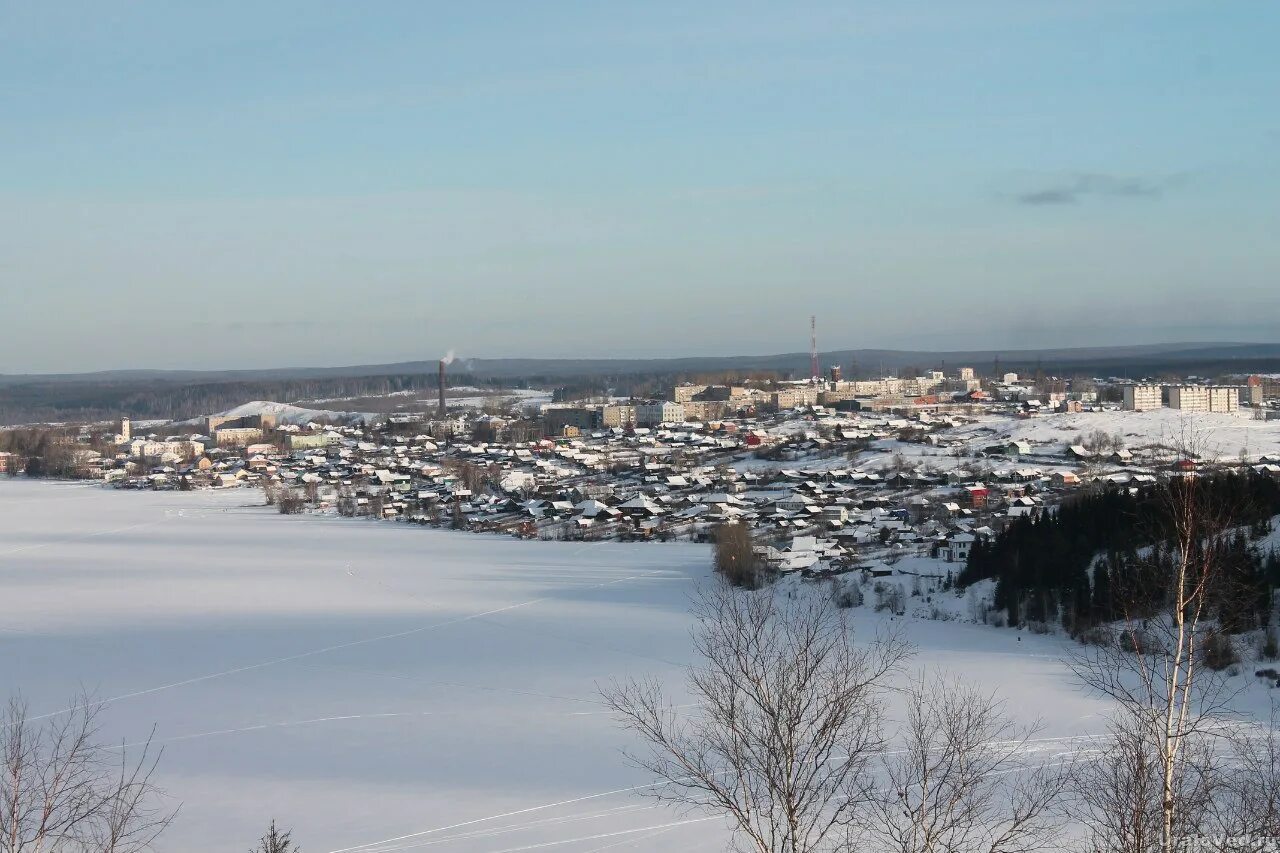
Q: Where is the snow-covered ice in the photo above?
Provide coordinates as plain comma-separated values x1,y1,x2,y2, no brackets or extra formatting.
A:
2,479,1256,851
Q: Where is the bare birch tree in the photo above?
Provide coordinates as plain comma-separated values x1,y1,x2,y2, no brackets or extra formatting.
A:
1068,430,1242,853
864,674,1069,853
1069,707,1220,853
0,695,175,853
602,582,910,853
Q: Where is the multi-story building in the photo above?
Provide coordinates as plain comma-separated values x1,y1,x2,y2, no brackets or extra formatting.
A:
635,401,684,426
1167,385,1238,413
213,427,264,447
958,367,975,381
206,413,279,435
1244,376,1265,406
128,438,204,461
1168,385,1207,411
543,406,598,435
902,376,944,396
818,387,859,406
771,386,819,410
601,404,636,428
670,384,708,403
286,432,341,451
1209,386,1240,412
1122,384,1163,411
695,385,745,402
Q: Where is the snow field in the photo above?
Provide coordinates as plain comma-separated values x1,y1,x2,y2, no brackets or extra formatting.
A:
5,480,1264,851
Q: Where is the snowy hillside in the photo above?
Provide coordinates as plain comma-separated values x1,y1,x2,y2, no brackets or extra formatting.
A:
211,399,375,426
977,408,1280,460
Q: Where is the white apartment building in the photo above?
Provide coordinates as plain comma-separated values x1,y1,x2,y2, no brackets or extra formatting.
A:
847,376,943,398
958,367,975,381
1122,384,1163,411
1167,385,1239,413
771,386,820,410
635,401,685,426
1210,386,1239,412
129,438,204,459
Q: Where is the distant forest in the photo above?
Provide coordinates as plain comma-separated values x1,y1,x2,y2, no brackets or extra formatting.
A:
959,473,1280,636
0,367,790,426
4,339,1280,426
0,373,478,426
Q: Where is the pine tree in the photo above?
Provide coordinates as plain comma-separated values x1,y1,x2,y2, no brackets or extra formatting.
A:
1091,558,1113,623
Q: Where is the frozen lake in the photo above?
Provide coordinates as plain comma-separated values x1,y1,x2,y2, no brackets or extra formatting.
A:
0,480,1119,851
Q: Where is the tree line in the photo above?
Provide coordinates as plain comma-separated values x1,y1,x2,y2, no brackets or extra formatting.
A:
959,472,1280,637
0,372,494,426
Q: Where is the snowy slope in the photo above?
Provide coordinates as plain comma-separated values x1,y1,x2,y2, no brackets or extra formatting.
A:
0,481,1273,851
211,399,374,426
984,409,1280,460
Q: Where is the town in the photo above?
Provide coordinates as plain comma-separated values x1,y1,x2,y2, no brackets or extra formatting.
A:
8,361,1280,585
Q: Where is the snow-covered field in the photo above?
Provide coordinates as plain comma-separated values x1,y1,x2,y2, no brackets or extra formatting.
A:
4,480,1268,851
963,408,1280,460
739,409,1280,477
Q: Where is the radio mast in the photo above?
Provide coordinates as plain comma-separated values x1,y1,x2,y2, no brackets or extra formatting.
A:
810,315,819,379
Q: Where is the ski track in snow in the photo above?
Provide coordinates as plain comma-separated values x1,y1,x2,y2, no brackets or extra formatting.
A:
351,804,657,852
24,568,666,725
331,733,1101,853
0,520,166,558
326,781,684,853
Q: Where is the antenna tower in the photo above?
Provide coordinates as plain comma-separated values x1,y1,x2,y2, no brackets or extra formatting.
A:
810,315,819,379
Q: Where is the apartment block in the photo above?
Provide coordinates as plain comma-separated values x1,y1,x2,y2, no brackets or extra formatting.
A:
601,404,636,428
669,384,708,403
1122,384,1163,411
771,386,820,410
635,401,685,426
1167,385,1238,413
543,406,598,435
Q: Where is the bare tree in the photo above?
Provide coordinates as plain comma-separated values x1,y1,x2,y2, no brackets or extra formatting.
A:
864,674,1069,853
713,522,760,589
1068,708,1220,853
0,695,175,853
1199,708,1280,851
1068,431,1241,853
602,582,911,853
250,820,299,853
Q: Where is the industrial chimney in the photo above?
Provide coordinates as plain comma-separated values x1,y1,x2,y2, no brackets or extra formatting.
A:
438,360,447,419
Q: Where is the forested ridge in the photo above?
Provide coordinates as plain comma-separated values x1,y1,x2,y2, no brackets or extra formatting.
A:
0,372,485,425
960,472,1280,635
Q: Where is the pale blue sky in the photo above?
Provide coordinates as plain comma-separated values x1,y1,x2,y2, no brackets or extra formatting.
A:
2,1,1278,372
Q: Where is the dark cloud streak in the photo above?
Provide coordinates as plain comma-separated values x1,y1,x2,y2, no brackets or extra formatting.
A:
1015,172,1181,205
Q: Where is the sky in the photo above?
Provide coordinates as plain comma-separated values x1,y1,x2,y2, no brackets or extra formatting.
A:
2,1,1278,373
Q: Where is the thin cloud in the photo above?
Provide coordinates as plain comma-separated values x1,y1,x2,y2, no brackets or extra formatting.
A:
1014,173,1181,205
